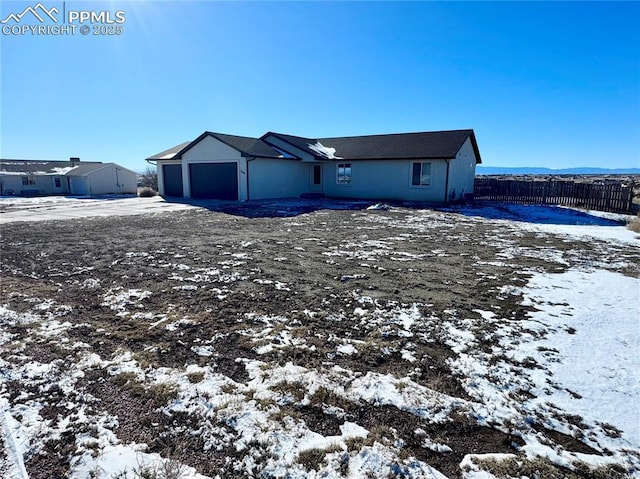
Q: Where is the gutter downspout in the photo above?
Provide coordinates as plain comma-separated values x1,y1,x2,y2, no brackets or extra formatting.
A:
444,159,451,203
246,157,257,202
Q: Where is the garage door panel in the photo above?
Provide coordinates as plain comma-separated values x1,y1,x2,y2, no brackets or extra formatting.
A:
163,164,183,197
189,163,238,200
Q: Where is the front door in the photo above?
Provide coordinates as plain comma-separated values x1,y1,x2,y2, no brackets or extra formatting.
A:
310,163,323,194
52,176,65,194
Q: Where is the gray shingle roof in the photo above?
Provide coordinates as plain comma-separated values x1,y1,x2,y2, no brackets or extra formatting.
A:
262,130,482,162
0,159,104,175
147,129,482,163
146,142,192,161
212,133,284,158
146,133,284,161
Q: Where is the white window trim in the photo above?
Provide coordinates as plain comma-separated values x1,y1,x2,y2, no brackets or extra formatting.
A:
409,161,432,188
336,162,352,186
22,176,36,186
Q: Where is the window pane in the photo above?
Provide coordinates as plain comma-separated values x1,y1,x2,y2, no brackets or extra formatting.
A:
412,163,421,186
421,162,431,185
337,163,352,184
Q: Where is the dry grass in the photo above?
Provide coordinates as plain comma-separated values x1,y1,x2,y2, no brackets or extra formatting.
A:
466,456,630,479
186,371,205,383
297,444,343,471
627,215,640,233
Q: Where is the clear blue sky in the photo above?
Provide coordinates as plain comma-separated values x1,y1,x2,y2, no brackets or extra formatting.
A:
1,1,639,172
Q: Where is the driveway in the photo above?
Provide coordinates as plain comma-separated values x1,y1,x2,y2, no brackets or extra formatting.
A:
0,195,200,223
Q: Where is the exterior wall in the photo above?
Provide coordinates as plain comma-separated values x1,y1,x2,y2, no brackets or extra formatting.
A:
80,164,137,195
114,166,138,194
69,177,90,195
321,159,449,202
445,137,477,201
180,136,246,199
0,174,59,196
248,159,309,200
52,175,69,195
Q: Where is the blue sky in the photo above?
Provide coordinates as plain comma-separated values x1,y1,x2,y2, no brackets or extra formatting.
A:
1,1,638,172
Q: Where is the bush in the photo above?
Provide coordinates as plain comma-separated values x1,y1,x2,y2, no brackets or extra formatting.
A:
139,187,157,198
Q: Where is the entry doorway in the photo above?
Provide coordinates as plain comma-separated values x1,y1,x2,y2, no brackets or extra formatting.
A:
311,163,323,194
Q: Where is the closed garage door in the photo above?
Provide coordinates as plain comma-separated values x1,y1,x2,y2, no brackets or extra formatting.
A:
189,163,238,200
163,164,183,197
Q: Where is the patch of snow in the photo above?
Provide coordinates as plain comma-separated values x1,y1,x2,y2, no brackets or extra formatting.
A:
517,269,640,448
336,343,357,355
366,203,392,211
308,141,341,160
51,166,75,175
0,398,29,479
101,288,151,316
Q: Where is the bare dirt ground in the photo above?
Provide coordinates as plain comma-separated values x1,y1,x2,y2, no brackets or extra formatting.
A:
1,199,638,478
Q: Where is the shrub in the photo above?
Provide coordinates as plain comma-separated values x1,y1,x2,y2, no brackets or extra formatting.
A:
627,215,640,233
133,457,186,479
139,187,157,198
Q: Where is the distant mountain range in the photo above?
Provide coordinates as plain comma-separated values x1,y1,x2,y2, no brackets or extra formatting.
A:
477,166,640,175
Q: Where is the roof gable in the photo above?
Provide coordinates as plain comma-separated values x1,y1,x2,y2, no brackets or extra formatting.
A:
147,132,284,161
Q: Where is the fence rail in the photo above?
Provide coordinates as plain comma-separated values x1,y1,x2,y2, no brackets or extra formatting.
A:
473,178,636,214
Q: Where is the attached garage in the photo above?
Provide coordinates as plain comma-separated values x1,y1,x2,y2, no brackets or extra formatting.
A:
189,162,238,200
163,164,183,197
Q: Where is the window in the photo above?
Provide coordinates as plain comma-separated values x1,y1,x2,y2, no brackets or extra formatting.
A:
271,146,297,159
21,176,36,186
411,162,431,186
337,163,352,184
54,177,62,188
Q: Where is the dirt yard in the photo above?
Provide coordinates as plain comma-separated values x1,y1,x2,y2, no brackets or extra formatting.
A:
1,199,639,478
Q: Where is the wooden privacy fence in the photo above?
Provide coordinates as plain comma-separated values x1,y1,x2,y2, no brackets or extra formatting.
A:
473,178,636,214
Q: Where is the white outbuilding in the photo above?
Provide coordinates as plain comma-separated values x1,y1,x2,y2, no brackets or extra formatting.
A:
0,158,138,196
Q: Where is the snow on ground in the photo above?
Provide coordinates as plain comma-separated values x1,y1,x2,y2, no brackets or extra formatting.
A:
1,201,639,478
0,195,200,223
517,269,640,447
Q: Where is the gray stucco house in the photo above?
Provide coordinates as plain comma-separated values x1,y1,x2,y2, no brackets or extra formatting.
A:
147,129,482,203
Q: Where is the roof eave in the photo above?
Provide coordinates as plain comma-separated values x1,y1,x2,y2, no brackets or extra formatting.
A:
465,130,482,164
314,155,458,162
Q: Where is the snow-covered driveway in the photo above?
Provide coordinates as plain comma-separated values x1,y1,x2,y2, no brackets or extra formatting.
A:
0,195,200,223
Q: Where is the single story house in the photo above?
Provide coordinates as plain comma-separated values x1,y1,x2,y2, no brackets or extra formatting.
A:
0,159,138,196
146,129,481,203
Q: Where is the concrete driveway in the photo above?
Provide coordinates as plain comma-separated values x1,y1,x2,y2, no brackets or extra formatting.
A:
0,195,200,223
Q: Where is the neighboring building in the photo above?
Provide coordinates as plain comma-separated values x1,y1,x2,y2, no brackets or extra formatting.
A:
147,129,482,203
0,159,138,196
